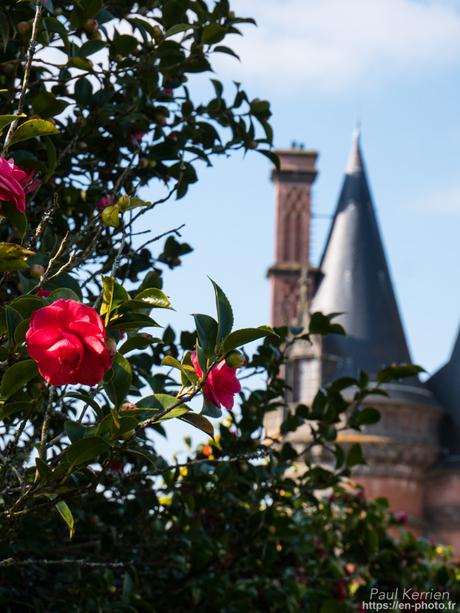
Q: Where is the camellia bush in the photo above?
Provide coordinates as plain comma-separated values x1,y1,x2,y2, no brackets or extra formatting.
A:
0,0,277,531
0,1,459,612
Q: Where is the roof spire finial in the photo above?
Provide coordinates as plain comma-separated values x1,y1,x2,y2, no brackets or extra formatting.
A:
346,123,363,176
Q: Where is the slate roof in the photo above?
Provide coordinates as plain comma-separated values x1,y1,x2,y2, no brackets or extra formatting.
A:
307,130,441,410
311,128,412,380
428,329,460,458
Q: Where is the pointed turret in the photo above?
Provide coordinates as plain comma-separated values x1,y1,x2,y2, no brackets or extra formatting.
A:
311,129,411,380
428,329,460,459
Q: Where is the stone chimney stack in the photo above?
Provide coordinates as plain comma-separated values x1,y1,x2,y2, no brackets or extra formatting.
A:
268,147,318,327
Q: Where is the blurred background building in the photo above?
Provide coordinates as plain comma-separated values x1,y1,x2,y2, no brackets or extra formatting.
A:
265,131,460,549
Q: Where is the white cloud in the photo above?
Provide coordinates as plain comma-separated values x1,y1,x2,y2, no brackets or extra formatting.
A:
216,0,460,92
418,184,460,213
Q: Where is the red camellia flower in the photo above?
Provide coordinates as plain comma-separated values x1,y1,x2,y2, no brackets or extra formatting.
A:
0,156,38,213
26,299,112,386
191,351,241,410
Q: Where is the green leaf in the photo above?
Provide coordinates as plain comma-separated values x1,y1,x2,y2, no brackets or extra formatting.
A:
74,76,93,106
222,326,276,354
79,39,106,57
0,242,34,272
5,305,22,345
350,407,381,428
10,119,58,145
131,288,171,309
162,355,197,385
210,279,233,345
32,91,68,118
14,318,30,346
346,443,366,468
193,314,218,353
214,45,240,60
201,398,221,418
0,360,38,399
44,272,83,299
0,400,34,420
201,23,226,45
64,420,87,443
161,355,184,370
195,342,207,373
377,364,424,384
320,602,347,613
1,201,28,240
9,296,45,319
328,377,358,393
258,149,280,169
0,13,9,52
103,353,132,407
117,195,152,211
112,34,138,56
47,288,80,302
67,56,94,71
78,0,102,18
100,276,130,325
35,457,53,481
309,312,345,336
108,313,160,331
101,204,120,227
164,23,193,37
43,136,57,181
64,436,111,468
137,393,190,421
65,391,103,418
119,335,157,354
179,412,214,438
55,500,75,539
0,114,26,133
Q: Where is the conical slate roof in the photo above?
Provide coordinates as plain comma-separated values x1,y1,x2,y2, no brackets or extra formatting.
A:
311,129,412,380
428,329,460,458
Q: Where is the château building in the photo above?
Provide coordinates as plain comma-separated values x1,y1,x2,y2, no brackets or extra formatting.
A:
265,130,460,549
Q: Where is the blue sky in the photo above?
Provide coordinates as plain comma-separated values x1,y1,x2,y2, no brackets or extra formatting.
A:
145,0,460,453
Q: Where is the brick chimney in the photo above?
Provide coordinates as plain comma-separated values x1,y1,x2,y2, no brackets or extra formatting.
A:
268,147,319,327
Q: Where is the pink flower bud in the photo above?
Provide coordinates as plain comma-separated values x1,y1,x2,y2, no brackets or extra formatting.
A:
130,131,146,145
84,19,98,33
336,580,347,601
140,333,153,341
120,402,137,412
108,459,123,473
36,288,51,298
17,21,32,35
105,337,117,357
30,264,45,278
394,511,409,525
98,194,113,210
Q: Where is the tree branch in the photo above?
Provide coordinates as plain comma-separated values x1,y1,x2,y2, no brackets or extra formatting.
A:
2,0,43,154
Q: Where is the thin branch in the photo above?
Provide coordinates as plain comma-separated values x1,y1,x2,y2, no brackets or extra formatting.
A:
39,386,55,461
113,446,273,482
137,223,185,251
2,0,43,154
0,557,133,569
25,193,60,250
